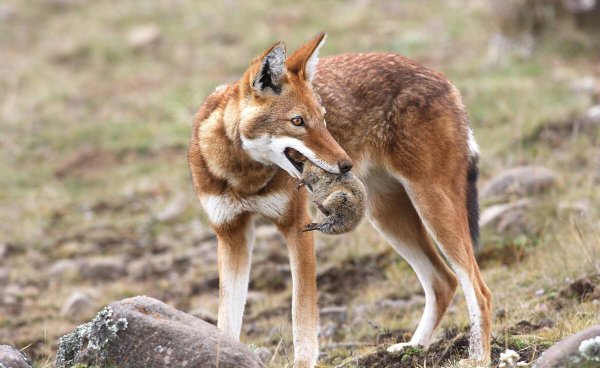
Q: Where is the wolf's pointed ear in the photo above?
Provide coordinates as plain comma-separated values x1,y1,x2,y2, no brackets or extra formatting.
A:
286,32,326,82
250,42,287,96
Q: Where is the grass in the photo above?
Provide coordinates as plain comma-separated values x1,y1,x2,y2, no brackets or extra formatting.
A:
1,0,599,367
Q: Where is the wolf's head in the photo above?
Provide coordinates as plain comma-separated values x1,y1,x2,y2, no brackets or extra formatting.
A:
237,33,352,179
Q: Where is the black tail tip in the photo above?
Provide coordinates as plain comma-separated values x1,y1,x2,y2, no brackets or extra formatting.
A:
466,157,480,251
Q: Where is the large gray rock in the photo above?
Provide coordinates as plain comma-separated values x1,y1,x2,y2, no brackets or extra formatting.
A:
535,325,600,367
481,166,558,199
56,296,263,368
0,345,32,368
480,198,538,235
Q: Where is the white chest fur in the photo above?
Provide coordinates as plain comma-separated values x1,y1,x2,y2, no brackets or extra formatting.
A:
201,192,291,225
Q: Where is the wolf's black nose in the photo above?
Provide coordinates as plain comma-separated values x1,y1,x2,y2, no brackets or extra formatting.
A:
338,160,353,173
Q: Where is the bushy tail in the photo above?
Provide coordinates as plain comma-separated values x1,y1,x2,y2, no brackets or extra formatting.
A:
466,155,480,251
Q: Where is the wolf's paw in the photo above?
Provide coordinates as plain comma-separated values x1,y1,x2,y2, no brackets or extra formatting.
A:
386,342,420,354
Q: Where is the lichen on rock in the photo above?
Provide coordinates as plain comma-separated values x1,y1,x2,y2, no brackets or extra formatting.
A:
55,306,128,368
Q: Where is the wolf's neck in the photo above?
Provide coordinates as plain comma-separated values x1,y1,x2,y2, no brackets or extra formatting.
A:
199,97,277,195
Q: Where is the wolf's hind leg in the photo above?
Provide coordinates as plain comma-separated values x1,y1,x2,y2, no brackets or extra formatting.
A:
362,172,458,351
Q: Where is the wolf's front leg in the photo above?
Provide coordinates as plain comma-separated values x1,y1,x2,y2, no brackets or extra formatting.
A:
213,214,255,340
277,205,319,368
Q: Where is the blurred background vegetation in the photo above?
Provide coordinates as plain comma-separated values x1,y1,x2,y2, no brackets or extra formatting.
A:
0,0,599,367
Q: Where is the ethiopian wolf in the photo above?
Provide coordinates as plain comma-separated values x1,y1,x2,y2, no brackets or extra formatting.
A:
188,33,491,367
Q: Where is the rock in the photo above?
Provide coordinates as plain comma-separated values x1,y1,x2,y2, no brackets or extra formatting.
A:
378,295,426,310
0,345,32,368
254,347,272,365
126,24,161,50
0,4,17,22
51,40,88,64
188,219,214,242
0,267,8,284
61,291,95,320
43,0,82,10
1,284,24,315
126,258,150,281
320,306,348,324
570,76,598,95
127,253,174,281
496,208,529,235
480,198,533,228
586,105,600,124
56,296,264,368
535,325,600,367
155,193,187,222
189,307,218,325
562,0,597,13
80,256,126,281
558,199,591,216
48,259,81,279
320,321,338,338
481,166,558,199
254,224,284,244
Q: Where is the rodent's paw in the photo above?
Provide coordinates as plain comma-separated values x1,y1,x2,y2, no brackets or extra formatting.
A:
313,201,331,216
302,222,322,232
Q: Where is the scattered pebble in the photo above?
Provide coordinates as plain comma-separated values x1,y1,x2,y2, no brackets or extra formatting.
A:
481,166,558,200
126,24,161,50
61,291,95,320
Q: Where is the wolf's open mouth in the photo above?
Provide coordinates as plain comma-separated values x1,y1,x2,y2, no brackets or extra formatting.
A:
284,148,304,173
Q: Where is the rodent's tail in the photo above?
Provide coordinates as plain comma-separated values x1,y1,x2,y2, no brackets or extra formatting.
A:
466,154,480,251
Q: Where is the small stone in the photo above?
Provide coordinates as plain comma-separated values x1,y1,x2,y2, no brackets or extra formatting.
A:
126,258,150,281
254,347,272,365
155,193,187,222
61,291,95,320
562,0,597,13
558,199,591,216
0,4,17,22
48,259,82,279
480,198,533,229
570,76,598,95
0,345,32,368
378,295,426,310
254,224,283,244
189,307,218,325
496,208,529,235
188,219,213,242
80,257,126,281
586,105,600,124
0,267,8,284
481,166,558,199
126,24,161,50
319,321,338,338
320,306,348,324
535,288,545,296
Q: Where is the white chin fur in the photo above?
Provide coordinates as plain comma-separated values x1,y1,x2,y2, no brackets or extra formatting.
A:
241,135,340,178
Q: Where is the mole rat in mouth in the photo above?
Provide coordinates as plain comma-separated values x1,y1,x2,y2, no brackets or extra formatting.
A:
286,148,366,235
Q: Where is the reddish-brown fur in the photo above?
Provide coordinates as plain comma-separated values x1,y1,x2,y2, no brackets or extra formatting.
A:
188,34,491,367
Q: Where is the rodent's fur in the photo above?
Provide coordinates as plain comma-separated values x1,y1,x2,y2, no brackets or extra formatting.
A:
298,157,366,235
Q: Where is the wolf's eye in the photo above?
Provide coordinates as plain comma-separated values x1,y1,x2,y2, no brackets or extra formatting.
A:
291,116,304,127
